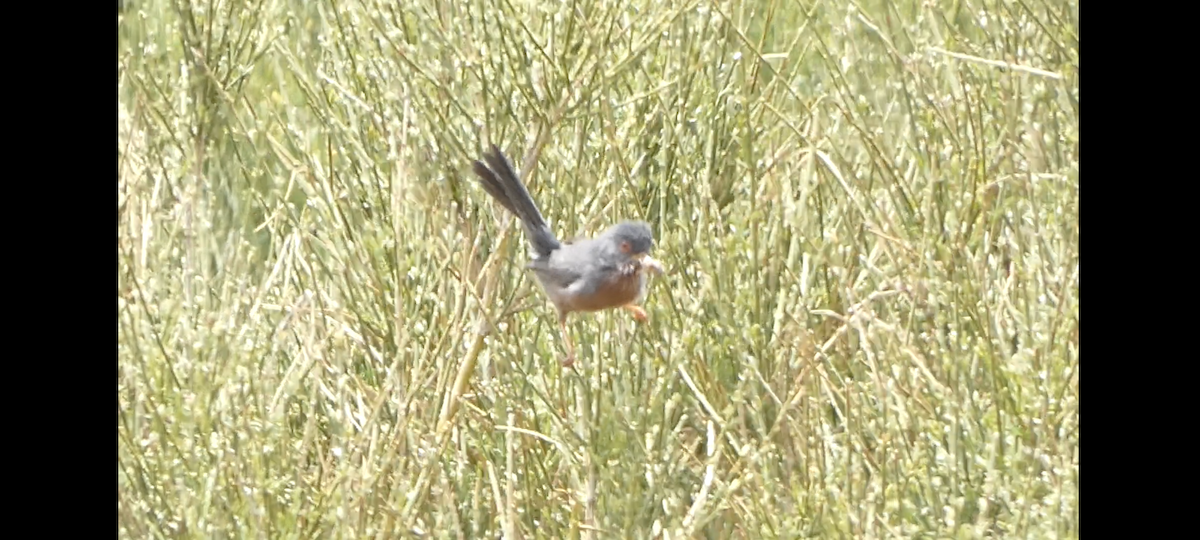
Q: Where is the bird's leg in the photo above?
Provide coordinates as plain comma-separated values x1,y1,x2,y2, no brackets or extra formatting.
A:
558,316,576,367
623,304,649,323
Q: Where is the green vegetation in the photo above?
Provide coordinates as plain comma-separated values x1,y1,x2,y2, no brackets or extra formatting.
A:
118,0,1078,537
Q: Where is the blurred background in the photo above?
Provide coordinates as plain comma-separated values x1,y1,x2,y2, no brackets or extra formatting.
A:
117,0,1078,537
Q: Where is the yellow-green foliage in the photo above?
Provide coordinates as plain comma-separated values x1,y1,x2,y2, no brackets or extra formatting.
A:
118,0,1078,537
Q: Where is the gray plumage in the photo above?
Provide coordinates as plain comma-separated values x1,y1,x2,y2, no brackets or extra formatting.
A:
470,144,561,258
470,144,661,324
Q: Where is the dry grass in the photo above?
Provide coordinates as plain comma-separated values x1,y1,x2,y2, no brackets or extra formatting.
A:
118,0,1079,537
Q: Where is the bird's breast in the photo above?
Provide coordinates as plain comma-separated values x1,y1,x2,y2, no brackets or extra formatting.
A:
567,267,645,313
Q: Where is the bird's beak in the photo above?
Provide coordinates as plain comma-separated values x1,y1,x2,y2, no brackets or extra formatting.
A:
637,253,665,276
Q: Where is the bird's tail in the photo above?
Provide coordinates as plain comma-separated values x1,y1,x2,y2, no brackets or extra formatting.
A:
471,144,561,258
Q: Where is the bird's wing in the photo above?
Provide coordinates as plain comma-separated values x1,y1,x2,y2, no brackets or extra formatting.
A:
527,257,584,290
531,239,615,291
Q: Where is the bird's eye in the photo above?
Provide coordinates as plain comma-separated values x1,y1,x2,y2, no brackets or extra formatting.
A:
620,241,631,253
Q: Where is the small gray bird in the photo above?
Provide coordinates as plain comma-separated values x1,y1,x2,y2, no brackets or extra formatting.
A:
471,144,664,365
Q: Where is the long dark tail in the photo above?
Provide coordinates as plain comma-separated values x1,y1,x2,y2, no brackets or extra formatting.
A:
471,144,561,258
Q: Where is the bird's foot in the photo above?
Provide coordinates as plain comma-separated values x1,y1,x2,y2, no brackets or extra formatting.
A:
624,304,649,323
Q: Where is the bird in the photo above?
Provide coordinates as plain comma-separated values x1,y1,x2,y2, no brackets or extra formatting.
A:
470,144,664,366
